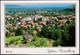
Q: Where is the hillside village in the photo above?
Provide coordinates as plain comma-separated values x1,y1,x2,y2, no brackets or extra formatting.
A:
5,5,75,47
6,14,75,36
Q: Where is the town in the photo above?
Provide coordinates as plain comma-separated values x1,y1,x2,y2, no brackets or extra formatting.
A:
5,4,75,47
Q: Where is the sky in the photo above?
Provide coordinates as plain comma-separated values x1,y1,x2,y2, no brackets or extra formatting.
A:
6,3,74,8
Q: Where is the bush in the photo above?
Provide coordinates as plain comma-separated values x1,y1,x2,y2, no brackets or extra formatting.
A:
15,28,23,36
53,39,62,46
26,36,48,47
6,36,23,46
61,21,75,46
40,25,59,40
17,40,23,45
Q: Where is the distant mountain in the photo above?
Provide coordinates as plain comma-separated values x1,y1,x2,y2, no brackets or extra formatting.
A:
5,4,24,8
5,4,74,9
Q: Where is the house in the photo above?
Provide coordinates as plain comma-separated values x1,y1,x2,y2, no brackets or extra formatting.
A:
21,19,26,25
36,25,42,31
29,20,36,27
6,15,12,18
32,30,37,35
23,17,32,21
42,17,49,21
58,19,67,24
39,21,46,25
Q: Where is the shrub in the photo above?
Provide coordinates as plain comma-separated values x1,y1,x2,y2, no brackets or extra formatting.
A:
6,37,14,45
53,39,62,46
26,37,48,47
6,36,23,46
40,25,59,40
61,21,75,46
17,40,23,45
15,28,23,36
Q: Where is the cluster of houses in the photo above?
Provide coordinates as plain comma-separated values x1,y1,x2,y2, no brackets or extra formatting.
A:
5,14,75,37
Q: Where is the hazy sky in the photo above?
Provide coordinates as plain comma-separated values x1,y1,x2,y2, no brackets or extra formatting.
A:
6,3,74,8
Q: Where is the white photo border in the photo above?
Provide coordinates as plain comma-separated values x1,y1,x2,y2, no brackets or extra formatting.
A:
1,1,79,54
